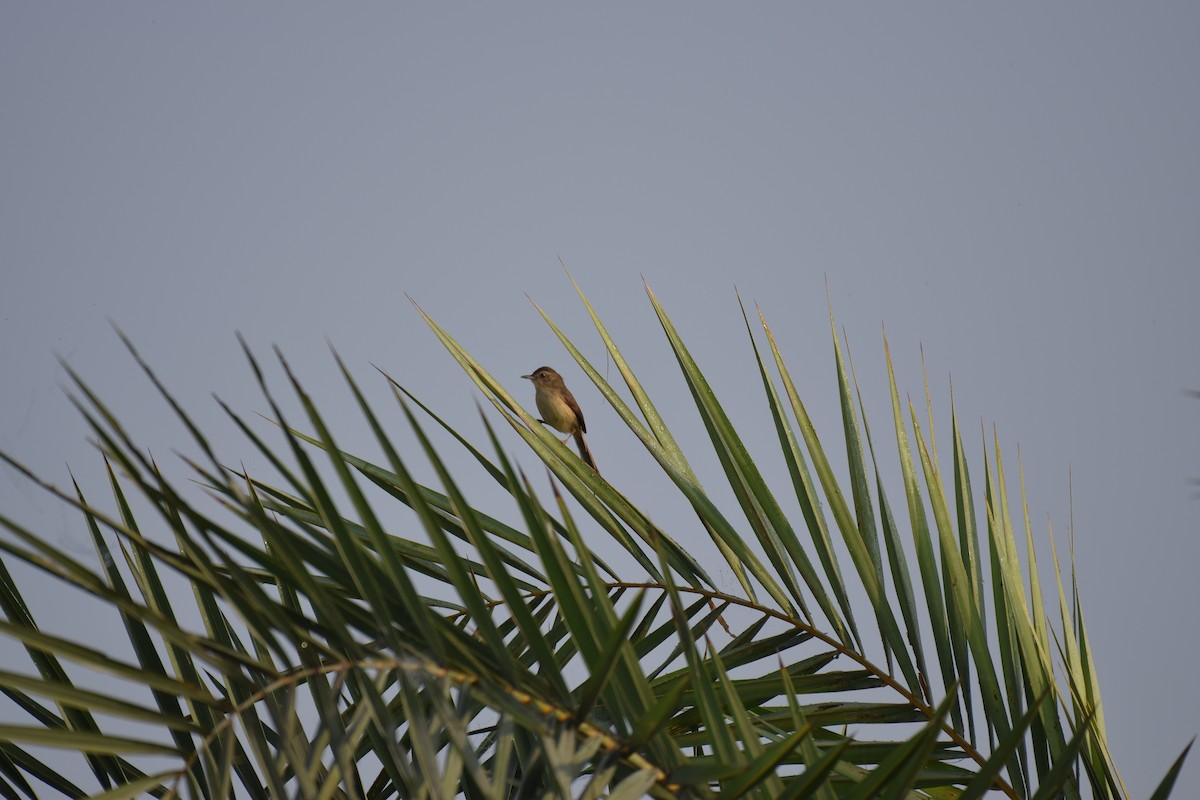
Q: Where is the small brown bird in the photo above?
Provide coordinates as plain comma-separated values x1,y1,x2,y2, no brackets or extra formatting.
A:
522,366,597,472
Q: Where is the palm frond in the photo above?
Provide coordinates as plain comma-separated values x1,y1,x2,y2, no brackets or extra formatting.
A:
0,286,1181,798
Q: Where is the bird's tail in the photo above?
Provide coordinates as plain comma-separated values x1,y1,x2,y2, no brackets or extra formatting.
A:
573,430,598,473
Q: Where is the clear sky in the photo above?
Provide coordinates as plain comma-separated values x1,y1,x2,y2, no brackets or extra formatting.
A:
2,4,1197,796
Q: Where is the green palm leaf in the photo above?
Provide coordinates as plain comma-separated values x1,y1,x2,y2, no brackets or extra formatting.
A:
0,286,1181,798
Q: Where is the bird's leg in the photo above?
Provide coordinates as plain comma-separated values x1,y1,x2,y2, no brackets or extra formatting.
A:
536,419,572,445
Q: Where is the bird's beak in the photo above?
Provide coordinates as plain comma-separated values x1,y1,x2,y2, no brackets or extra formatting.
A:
521,374,533,380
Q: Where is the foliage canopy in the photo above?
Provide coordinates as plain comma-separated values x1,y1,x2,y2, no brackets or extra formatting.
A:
0,280,1188,798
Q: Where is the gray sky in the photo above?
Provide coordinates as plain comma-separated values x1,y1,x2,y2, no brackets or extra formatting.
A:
2,4,1197,796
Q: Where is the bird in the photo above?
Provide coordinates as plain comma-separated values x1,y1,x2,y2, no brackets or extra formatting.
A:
521,366,597,472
